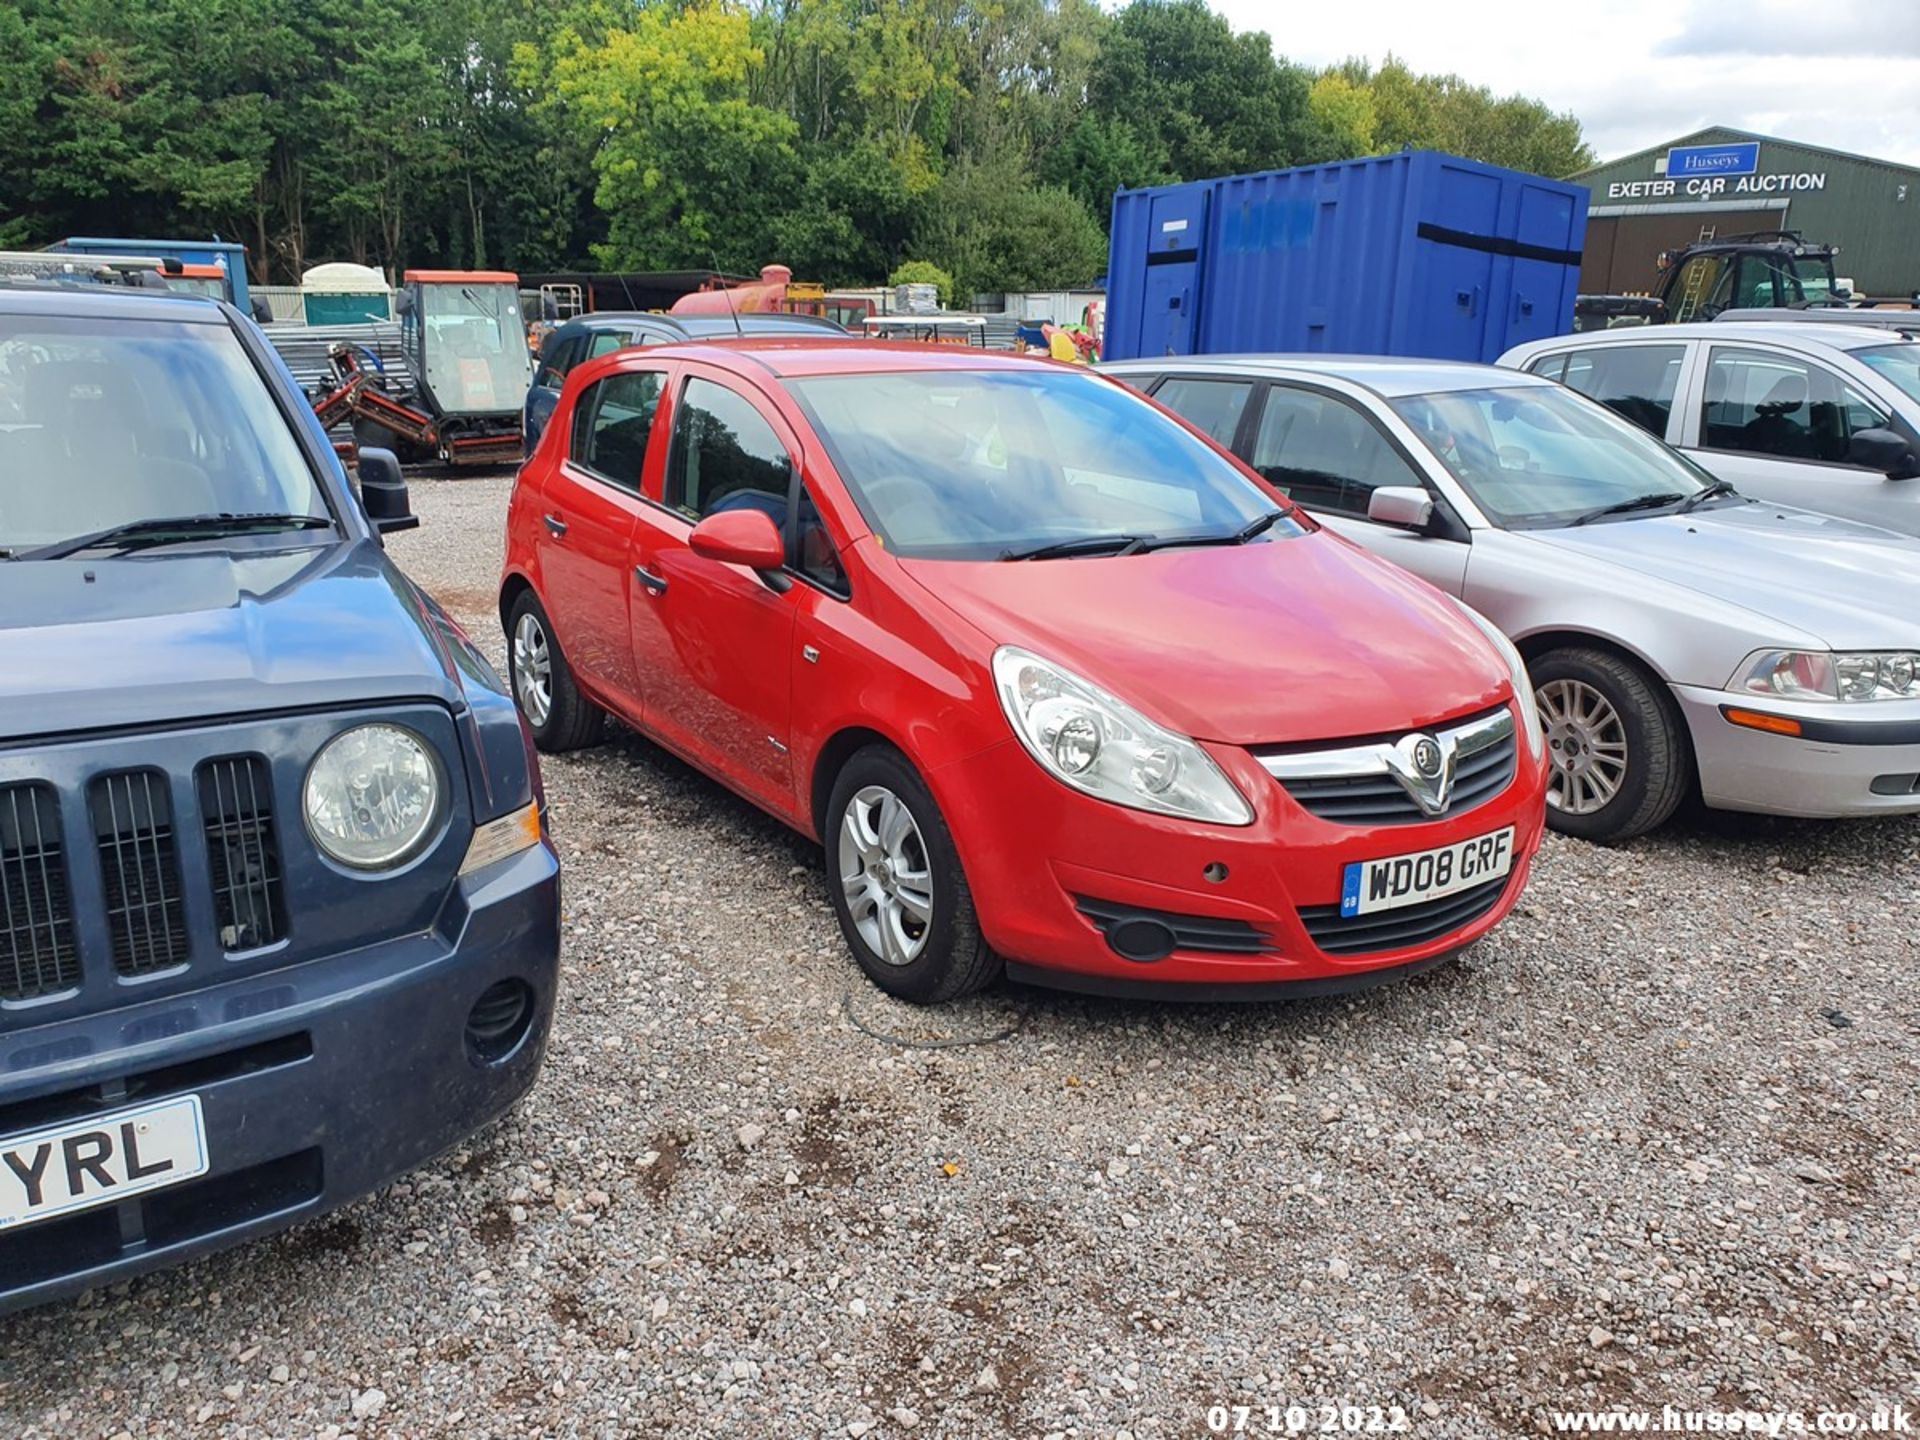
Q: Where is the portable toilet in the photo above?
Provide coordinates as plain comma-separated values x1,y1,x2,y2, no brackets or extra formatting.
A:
300,262,392,325
1103,151,1589,364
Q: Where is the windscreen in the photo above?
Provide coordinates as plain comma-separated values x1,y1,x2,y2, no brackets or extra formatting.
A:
788,368,1286,559
419,282,530,415
1855,344,1920,404
0,314,328,549
1392,384,1711,529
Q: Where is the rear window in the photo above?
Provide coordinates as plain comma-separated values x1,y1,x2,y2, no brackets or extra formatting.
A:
0,314,326,550
1548,344,1686,437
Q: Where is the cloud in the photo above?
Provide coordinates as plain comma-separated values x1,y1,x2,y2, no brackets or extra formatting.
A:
1208,0,1920,167
1656,0,1920,58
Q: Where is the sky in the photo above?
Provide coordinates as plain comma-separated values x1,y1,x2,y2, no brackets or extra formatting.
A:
1210,0,1920,168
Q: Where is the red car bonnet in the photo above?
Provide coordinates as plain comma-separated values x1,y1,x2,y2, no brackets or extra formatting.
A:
897,533,1510,748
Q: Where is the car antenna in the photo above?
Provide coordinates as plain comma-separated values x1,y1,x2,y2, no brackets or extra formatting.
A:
713,253,744,338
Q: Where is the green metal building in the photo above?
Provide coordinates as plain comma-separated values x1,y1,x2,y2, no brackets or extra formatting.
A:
1573,126,1919,299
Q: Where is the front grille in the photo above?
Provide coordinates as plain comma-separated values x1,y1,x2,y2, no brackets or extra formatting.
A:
1297,875,1509,957
91,771,190,976
1073,895,1273,956
199,757,286,951
1261,707,1517,825
1,782,80,1001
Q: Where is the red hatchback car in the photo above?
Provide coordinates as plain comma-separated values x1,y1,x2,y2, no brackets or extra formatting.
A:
500,341,1548,1003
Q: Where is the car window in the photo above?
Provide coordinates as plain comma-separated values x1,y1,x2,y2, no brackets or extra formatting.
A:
1152,378,1252,446
1248,386,1424,517
786,368,1288,560
1855,344,1920,405
571,369,666,492
587,331,630,360
533,335,574,390
793,481,847,593
1393,385,1711,529
0,314,330,550
1551,344,1685,438
1701,347,1889,465
1526,353,1568,382
666,377,794,524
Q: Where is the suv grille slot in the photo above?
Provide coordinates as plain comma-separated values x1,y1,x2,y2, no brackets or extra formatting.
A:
91,771,190,976
199,757,286,951
1,782,80,1001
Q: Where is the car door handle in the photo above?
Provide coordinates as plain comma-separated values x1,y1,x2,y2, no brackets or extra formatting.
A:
634,564,668,595
543,513,568,537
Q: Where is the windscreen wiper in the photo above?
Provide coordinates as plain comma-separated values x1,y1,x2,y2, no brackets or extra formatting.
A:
13,513,333,562
1567,493,1686,527
1674,480,1739,514
1000,534,1153,561
1140,508,1291,552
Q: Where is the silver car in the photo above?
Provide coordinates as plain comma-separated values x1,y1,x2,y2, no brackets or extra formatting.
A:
1104,355,1920,842
1498,322,1920,536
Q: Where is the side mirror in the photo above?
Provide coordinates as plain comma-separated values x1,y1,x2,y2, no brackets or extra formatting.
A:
1367,485,1436,531
395,291,415,318
689,509,789,590
1846,427,1920,480
358,447,419,534
250,297,274,325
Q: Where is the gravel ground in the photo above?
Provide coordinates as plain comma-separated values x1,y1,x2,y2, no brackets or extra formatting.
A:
4,473,1918,1439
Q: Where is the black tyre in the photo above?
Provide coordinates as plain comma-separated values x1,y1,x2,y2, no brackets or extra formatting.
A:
1531,646,1689,843
825,745,1001,1004
505,590,604,753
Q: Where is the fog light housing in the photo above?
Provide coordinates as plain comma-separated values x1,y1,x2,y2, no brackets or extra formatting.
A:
466,978,535,1064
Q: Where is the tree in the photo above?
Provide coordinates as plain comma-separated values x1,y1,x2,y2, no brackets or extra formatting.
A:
912,154,1108,297
1083,0,1317,184
528,1,801,271
887,259,953,307
1306,72,1376,160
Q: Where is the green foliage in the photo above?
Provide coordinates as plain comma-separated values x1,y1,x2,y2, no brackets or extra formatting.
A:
0,0,1597,286
911,156,1108,298
887,259,954,308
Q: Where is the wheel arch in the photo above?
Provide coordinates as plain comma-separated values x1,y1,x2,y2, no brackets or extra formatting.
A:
808,724,902,842
499,569,537,635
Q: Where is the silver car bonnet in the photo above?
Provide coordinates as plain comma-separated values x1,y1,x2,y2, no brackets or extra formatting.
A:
1526,501,1920,652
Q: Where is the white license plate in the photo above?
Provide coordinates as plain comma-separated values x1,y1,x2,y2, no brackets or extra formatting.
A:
0,1095,208,1230
1340,828,1514,918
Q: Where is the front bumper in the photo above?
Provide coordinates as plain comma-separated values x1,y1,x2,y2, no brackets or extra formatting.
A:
0,842,560,1314
928,728,1547,995
1674,685,1920,819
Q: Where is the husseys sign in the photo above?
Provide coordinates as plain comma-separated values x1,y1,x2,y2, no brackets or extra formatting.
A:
1604,142,1827,202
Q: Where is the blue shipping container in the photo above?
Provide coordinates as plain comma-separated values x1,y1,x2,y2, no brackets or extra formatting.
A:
1103,151,1588,364
48,237,254,314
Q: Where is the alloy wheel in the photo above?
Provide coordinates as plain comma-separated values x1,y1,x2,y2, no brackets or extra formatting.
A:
837,784,934,967
1538,677,1628,815
512,611,553,728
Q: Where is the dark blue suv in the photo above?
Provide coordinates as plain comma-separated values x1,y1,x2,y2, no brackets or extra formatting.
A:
0,286,561,1311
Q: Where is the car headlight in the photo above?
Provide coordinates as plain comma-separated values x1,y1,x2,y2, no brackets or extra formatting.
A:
992,647,1253,825
1452,601,1545,761
304,723,445,868
1736,650,1920,703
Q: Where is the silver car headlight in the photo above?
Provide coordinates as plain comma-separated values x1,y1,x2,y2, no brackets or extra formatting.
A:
1736,650,1920,703
1452,601,1545,761
992,647,1253,825
304,723,445,869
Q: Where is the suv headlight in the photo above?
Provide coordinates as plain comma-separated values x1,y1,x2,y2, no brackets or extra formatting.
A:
1452,601,1545,761
1737,650,1920,702
992,647,1253,825
304,723,445,868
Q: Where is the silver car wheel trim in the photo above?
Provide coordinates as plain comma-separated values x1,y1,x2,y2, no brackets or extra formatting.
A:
512,612,553,728
837,784,933,967
1538,678,1628,816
